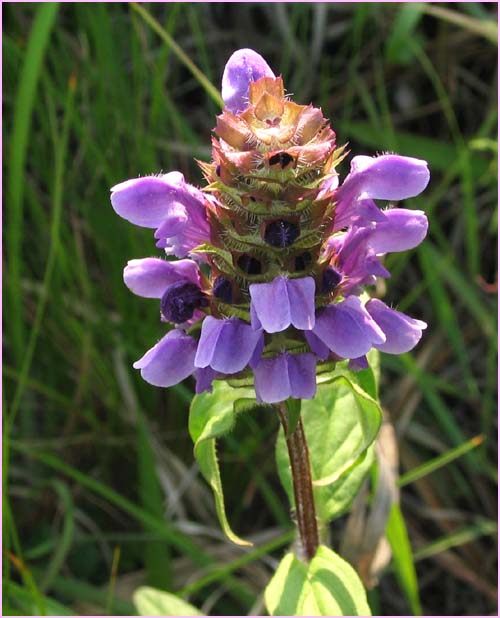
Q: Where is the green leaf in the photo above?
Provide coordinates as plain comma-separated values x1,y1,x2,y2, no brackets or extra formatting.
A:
133,586,202,616
189,380,259,546
358,347,380,400
276,375,382,525
264,545,371,616
386,504,422,616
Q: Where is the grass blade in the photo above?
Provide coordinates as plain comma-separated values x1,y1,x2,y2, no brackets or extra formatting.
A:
6,2,59,366
399,435,484,487
386,503,422,616
129,2,224,108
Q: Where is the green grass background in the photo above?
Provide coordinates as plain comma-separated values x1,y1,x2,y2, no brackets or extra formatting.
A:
3,2,497,616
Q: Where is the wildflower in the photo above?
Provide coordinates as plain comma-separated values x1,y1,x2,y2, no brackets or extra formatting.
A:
111,48,430,403
111,173,211,257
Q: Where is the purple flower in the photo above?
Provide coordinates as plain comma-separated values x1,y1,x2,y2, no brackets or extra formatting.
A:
160,281,208,324
111,173,210,257
249,276,316,333
324,208,428,295
332,154,430,232
124,257,206,325
325,227,391,295
194,317,263,374
222,48,275,114
124,258,201,298
133,330,197,387
333,196,388,231
366,299,427,354
339,154,430,201
112,48,430,403
312,296,386,359
254,353,316,403
364,208,428,254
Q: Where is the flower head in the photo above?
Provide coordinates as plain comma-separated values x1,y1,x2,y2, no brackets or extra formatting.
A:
111,49,429,403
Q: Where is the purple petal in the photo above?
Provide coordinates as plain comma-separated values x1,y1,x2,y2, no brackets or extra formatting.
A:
222,48,275,113
334,197,388,231
154,185,211,257
153,204,189,237
249,276,315,333
348,356,369,371
304,330,330,360
254,353,316,403
254,354,290,403
110,172,185,228
287,278,316,330
288,353,317,399
341,154,430,201
250,301,262,331
194,317,263,374
249,332,265,369
133,330,197,387
366,299,427,354
195,366,217,394
312,296,386,359
317,175,339,199
356,198,389,223
123,258,200,298
368,209,428,254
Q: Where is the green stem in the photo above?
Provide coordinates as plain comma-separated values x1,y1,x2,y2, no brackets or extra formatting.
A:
276,403,319,561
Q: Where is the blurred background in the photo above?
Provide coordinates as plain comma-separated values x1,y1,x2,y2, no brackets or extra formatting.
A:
3,2,498,616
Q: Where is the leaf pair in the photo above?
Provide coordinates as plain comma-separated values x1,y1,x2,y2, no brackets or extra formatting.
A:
265,545,372,616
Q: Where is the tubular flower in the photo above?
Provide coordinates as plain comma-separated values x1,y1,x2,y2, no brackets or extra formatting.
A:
111,49,429,403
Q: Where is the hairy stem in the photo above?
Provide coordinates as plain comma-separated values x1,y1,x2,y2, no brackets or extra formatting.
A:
276,402,319,561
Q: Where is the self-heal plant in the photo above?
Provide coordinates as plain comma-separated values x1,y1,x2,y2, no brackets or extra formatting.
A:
112,49,429,616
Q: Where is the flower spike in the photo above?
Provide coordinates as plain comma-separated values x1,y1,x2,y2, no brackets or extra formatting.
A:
112,48,429,402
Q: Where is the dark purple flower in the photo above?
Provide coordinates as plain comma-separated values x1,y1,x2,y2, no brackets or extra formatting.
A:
221,48,275,114
133,330,197,387
264,220,300,248
366,299,427,354
250,276,315,333
254,352,316,403
194,317,263,374
322,266,342,292
213,276,233,303
160,281,208,323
